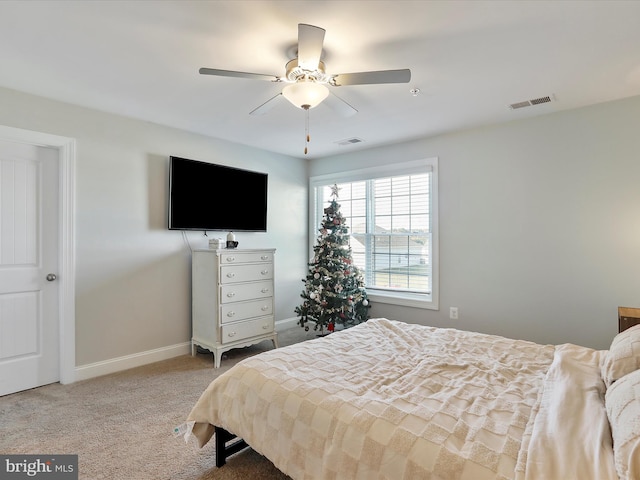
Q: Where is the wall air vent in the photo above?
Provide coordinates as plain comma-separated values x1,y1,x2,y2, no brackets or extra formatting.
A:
509,94,555,110
335,137,364,146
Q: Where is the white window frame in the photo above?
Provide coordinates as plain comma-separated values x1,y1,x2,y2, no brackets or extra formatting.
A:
309,158,439,310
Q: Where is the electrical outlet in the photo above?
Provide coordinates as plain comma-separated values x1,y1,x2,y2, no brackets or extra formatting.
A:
449,307,459,320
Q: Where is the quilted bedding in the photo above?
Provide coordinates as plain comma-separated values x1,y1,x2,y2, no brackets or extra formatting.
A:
186,318,617,479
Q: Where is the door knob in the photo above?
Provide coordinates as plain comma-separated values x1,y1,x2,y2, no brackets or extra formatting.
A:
46,273,57,281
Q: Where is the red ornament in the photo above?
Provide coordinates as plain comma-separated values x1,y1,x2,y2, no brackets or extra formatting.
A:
328,322,335,332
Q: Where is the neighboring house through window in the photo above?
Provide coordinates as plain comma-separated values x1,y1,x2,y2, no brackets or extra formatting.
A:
309,158,439,310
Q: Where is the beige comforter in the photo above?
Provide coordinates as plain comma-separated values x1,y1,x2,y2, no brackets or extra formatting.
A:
186,318,616,479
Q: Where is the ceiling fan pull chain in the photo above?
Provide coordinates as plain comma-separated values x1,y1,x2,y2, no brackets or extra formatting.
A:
304,105,310,155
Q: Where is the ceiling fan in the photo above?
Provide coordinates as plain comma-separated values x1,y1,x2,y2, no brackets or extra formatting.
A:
199,23,412,117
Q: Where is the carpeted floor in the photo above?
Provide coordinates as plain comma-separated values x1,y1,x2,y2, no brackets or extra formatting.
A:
0,326,316,480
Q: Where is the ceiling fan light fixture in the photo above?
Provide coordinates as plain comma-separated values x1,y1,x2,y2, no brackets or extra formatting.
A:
282,80,329,109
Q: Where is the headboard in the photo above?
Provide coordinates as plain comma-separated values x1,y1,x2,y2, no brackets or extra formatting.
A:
618,307,640,332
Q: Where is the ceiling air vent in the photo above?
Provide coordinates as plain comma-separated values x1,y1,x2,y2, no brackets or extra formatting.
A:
508,94,555,110
335,137,364,146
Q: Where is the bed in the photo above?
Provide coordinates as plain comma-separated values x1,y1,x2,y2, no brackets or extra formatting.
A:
184,318,640,480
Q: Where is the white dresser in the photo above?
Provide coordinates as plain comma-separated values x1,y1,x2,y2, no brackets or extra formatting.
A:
191,248,278,367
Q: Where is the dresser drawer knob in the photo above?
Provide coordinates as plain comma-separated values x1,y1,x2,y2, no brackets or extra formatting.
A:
261,255,269,260
226,272,235,278
261,270,269,275
226,256,235,262
227,311,235,318
226,292,236,298
262,324,269,330
261,288,270,293
228,331,236,338
261,305,269,311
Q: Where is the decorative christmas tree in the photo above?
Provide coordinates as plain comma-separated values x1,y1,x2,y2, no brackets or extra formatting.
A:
296,185,371,334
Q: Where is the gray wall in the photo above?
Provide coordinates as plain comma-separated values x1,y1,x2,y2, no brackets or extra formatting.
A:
0,86,308,367
311,95,640,350
2,83,637,372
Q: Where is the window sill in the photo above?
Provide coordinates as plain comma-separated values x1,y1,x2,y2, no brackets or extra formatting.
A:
368,290,438,310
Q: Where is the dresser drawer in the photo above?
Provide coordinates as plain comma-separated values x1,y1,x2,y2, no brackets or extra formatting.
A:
220,281,273,304
220,298,273,323
219,251,273,265
220,264,273,284
221,316,274,344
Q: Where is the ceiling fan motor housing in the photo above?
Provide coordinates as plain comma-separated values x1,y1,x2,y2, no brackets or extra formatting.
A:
285,58,331,84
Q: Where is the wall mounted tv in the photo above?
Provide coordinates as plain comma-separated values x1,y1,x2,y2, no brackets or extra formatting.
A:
168,156,268,232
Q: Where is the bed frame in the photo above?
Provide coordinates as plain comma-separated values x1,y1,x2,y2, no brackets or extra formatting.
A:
214,426,248,467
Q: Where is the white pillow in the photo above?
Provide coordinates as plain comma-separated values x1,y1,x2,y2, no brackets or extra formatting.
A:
602,324,640,388
606,368,640,480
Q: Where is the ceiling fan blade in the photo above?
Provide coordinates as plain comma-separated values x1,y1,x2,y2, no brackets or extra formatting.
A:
324,91,358,117
199,68,279,82
297,24,325,71
331,69,411,86
249,93,283,116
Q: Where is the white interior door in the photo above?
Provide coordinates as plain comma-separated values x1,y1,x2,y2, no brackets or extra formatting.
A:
0,139,59,396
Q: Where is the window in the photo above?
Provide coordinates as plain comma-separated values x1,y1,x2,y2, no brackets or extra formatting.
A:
310,158,438,309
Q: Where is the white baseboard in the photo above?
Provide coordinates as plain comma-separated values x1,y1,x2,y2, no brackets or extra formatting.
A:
275,316,299,331
74,320,300,382
74,342,191,382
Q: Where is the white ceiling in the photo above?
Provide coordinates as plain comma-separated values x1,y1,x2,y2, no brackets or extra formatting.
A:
1,0,640,159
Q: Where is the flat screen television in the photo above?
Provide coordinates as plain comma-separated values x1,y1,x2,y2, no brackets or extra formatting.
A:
168,156,268,231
